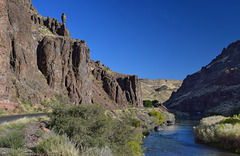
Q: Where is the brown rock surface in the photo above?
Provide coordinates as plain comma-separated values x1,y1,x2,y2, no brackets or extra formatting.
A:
37,37,92,104
91,60,143,108
0,0,90,109
164,40,240,115
0,0,143,112
140,79,182,103
0,0,53,105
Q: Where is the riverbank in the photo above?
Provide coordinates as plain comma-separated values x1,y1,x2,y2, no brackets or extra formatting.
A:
143,120,238,156
194,115,240,153
106,107,175,135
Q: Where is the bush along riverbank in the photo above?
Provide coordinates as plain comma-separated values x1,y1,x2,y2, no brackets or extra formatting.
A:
194,115,240,153
106,106,175,135
0,95,175,155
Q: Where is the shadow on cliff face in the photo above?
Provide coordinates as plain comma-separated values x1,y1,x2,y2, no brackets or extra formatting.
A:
36,36,92,105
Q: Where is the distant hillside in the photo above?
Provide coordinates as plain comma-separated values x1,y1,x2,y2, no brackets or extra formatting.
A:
140,79,182,103
164,40,240,116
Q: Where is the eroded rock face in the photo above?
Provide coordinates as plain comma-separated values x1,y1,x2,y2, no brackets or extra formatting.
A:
164,41,240,115
0,0,90,106
31,14,71,38
0,0,143,111
0,0,53,105
37,37,91,104
91,60,143,108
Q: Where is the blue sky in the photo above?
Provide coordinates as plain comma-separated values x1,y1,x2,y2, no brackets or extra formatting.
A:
32,0,240,80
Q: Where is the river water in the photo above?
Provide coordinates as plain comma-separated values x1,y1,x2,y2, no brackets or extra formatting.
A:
143,120,238,156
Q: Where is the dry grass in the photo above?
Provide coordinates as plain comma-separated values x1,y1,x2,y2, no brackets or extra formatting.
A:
38,25,58,37
0,116,49,155
140,79,182,103
0,116,48,133
81,146,112,156
37,133,80,156
194,115,240,153
5,148,28,156
199,115,226,126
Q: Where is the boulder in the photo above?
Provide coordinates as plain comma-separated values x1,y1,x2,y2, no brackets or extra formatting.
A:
154,126,163,132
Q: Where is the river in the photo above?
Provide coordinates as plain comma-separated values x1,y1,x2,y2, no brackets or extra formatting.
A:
142,120,238,156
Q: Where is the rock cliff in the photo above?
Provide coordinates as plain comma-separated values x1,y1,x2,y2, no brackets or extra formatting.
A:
0,0,142,113
91,60,143,109
140,79,182,103
164,41,240,115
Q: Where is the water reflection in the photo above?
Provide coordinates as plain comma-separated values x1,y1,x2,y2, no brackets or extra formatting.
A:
143,121,238,156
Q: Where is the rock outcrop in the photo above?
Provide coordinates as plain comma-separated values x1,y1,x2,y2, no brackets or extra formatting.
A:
31,14,70,37
164,40,240,115
91,60,143,109
0,0,142,113
0,0,90,108
140,79,182,103
0,0,53,105
37,37,91,104
61,13,66,25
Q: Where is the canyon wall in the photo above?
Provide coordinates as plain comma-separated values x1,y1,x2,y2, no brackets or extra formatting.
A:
164,41,240,115
0,0,142,112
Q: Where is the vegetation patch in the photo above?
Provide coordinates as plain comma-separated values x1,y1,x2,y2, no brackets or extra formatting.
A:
37,133,80,156
17,99,47,114
130,119,141,127
49,96,144,155
8,148,28,156
143,100,160,108
0,116,49,155
194,115,240,153
148,110,165,125
221,117,240,125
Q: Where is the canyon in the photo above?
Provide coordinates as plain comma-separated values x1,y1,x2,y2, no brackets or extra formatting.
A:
0,0,142,113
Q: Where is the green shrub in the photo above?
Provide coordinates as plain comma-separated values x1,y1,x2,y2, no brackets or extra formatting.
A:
20,100,27,105
37,134,80,156
129,108,134,114
7,148,27,156
49,98,143,155
131,119,141,127
221,118,240,125
41,101,48,107
0,130,24,149
127,140,143,156
13,109,17,113
37,107,42,112
148,110,165,125
50,104,111,151
143,100,153,108
233,114,237,118
152,100,159,107
108,119,143,155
